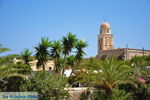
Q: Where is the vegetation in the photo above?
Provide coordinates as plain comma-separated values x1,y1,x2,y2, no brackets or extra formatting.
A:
21,49,32,65
89,59,135,94
35,37,51,70
0,33,150,100
92,89,132,100
130,55,150,67
62,32,77,58
21,71,69,100
62,32,77,74
69,56,150,100
0,44,10,53
50,41,62,72
0,54,31,92
75,39,88,69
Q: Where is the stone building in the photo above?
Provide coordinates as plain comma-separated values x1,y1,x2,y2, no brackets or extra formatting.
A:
13,59,55,71
98,22,114,52
96,22,150,60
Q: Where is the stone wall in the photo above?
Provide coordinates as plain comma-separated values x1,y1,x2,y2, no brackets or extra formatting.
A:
127,49,150,60
96,48,125,59
64,88,95,100
96,48,150,60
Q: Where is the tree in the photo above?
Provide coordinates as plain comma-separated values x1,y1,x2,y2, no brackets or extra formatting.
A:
0,64,28,80
130,55,150,67
76,59,135,95
77,57,103,70
35,37,51,70
0,52,31,92
21,49,32,65
0,54,30,80
66,55,76,68
0,44,10,53
0,63,31,91
21,71,69,100
0,54,20,65
92,88,132,100
75,39,88,66
62,32,77,57
62,32,77,74
92,59,135,94
50,41,62,72
66,55,77,76
55,57,65,73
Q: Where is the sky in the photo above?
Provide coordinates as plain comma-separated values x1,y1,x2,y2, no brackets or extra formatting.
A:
0,0,150,57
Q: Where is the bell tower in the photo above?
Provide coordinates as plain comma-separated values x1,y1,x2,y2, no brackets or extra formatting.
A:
98,22,114,53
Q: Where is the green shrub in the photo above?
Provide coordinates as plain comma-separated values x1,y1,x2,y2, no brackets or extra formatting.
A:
92,89,132,100
21,71,69,100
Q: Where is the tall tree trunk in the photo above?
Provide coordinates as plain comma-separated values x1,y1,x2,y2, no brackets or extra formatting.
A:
62,54,66,75
70,67,74,76
70,60,80,76
43,64,45,71
55,59,60,73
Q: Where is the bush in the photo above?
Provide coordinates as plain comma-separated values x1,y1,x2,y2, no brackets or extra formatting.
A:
79,89,91,100
119,82,150,100
0,64,31,92
21,71,69,100
92,89,132,100
0,76,26,92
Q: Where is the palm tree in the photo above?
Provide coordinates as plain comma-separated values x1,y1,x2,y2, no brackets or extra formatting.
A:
91,59,135,95
0,44,10,53
55,57,65,73
62,32,77,57
66,55,77,76
75,39,88,66
66,55,76,68
77,59,135,95
21,49,32,65
62,32,77,74
35,37,51,70
50,41,62,72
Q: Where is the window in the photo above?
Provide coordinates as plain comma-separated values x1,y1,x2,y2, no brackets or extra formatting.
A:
107,29,109,33
100,45,102,50
49,67,52,70
107,38,110,41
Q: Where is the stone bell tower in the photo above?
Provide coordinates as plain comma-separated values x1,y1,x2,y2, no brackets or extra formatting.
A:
98,22,114,53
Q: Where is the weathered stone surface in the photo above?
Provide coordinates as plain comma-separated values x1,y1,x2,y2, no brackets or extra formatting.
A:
97,48,150,60
97,22,150,60
64,88,95,100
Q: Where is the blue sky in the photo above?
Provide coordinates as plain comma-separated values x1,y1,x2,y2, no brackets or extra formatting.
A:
0,0,150,57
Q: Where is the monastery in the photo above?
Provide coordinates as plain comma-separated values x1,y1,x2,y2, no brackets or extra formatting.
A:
96,22,150,60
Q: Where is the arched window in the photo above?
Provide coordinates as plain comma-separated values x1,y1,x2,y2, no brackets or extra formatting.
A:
100,30,102,34
100,45,102,50
107,29,109,33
